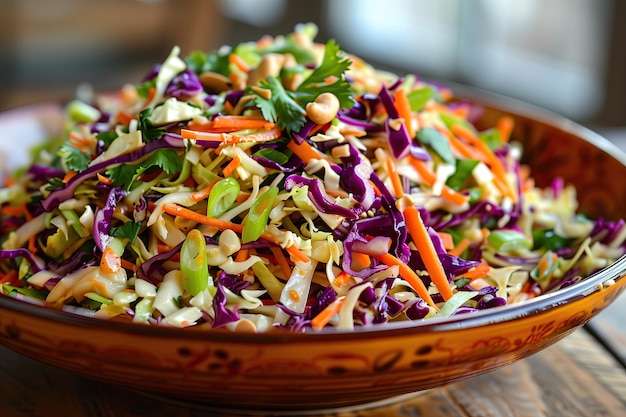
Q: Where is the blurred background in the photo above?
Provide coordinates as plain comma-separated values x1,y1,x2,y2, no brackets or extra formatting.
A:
0,0,624,131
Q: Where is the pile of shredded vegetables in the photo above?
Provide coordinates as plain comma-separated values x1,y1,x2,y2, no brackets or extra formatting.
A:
1,24,624,332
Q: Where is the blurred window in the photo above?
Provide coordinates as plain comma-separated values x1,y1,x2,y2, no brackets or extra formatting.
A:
327,0,613,121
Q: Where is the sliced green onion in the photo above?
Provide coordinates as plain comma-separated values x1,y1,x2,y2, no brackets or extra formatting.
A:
84,292,113,305
207,177,240,218
61,209,85,238
66,100,101,123
530,251,560,282
242,186,278,243
486,230,531,252
3,285,47,300
180,229,209,296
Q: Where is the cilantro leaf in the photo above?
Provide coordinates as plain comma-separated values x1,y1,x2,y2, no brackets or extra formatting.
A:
107,149,183,190
137,149,182,177
96,131,118,148
58,143,91,172
185,50,231,77
255,76,306,132
292,39,354,109
110,221,142,243
136,79,156,99
107,164,137,189
45,177,65,192
250,39,354,133
138,108,166,142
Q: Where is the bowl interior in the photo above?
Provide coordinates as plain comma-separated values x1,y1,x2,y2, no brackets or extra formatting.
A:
1,89,626,413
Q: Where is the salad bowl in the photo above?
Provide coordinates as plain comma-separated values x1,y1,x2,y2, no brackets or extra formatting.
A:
0,89,625,414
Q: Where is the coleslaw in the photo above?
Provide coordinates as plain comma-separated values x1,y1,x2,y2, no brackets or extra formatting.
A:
1,24,624,332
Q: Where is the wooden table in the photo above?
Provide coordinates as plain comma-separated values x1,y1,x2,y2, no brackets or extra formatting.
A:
0,294,625,417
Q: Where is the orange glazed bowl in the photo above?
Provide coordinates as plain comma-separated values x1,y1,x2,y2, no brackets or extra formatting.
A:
0,89,625,414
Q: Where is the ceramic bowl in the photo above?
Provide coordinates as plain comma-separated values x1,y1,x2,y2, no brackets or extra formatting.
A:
0,90,625,414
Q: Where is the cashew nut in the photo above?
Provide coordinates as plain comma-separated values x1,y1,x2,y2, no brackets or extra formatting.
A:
199,71,232,93
247,53,285,86
281,53,303,91
306,93,340,125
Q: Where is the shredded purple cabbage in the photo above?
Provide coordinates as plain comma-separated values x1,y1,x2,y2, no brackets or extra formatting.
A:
284,174,358,218
211,281,240,328
93,187,127,252
0,248,46,273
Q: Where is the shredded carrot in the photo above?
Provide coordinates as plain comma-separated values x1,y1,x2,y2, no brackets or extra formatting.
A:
285,244,310,264
223,99,235,115
309,122,331,137
437,232,454,251
332,271,352,287
448,238,471,257
62,171,77,184
351,251,372,271
212,115,276,131
393,87,415,139
120,258,138,272
229,53,250,73
191,182,215,203
310,296,346,330
157,243,174,253
0,203,26,217
439,127,489,163
452,124,516,203
496,116,514,143
460,261,491,280
286,138,329,163
270,246,292,279
374,252,437,308
222,155,242,178
162,203,310,264
69,142,90,155
3,176,15,187
403,206,454,301
234,248,249,263
385,157,404,198
147,87,157,103
96,173,113,186
408,157,469,206
181,127,282,144
521,177,535,194
235,192,251,204
115,110,134,126
27,235,37,254
69,131,91,146
0,270,19,286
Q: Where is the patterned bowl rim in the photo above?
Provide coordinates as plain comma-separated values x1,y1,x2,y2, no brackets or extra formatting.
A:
1,85,625,343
